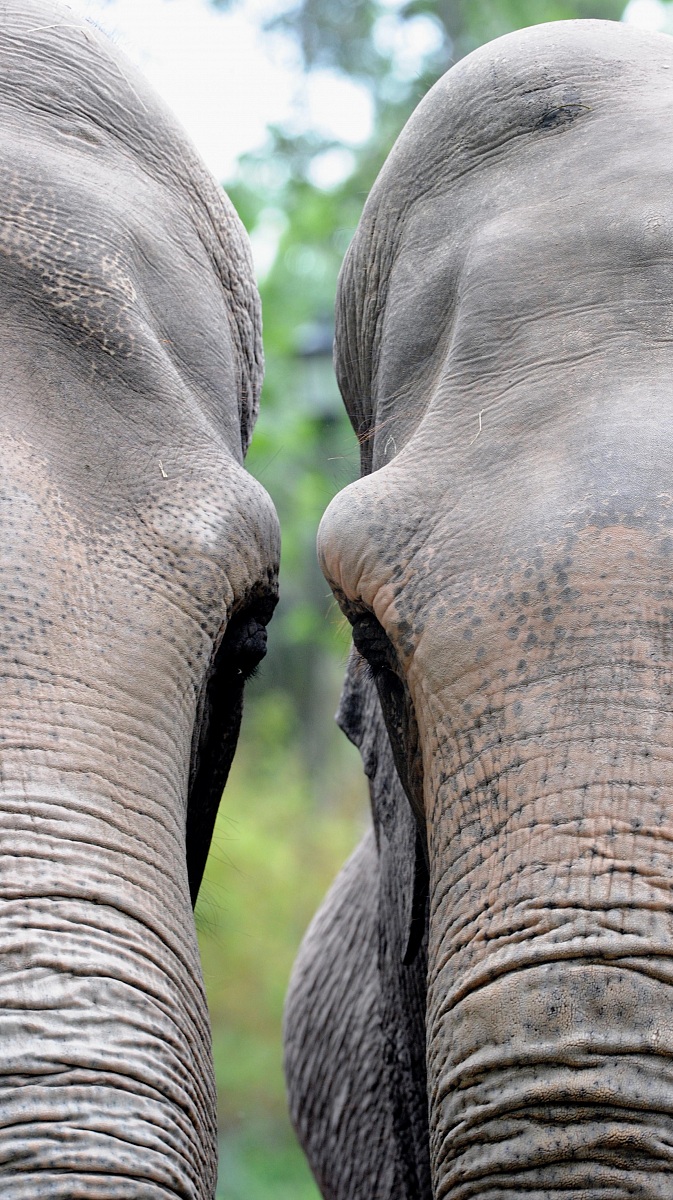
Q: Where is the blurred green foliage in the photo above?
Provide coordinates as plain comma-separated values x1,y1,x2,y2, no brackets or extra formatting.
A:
197,691,365,1118
265,0,625,74
197,690,366,1198
200,0,628,1194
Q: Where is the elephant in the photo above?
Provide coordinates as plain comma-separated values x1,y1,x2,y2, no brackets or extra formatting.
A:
284,18,673,1199
0,3,278,1196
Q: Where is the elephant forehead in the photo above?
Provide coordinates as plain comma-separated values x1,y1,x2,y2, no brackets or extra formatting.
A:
339,19,673,470
373,99,673,465
0,1,200,186
374,19,673,210
0,2,261,457
0,165,140,360
0,141,245,445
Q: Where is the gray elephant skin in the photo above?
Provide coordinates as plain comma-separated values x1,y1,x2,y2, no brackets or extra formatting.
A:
285,19,673,1199
0,3,279,1196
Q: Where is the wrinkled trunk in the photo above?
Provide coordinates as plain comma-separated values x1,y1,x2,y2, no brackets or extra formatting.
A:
0,886,215,1198
424,550,673,1197
321,472,673,1195
0,735,217,1197
0,457,219,1196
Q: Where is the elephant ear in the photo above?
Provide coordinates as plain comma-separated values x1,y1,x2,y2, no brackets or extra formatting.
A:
337,647,431,1196
337,648,427,967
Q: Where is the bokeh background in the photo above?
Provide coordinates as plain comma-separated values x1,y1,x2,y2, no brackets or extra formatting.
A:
69,0,673,1192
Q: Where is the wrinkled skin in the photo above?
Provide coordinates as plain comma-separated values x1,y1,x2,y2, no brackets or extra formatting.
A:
0,4,278,1196
287,19,673,1198
284,657,430,1198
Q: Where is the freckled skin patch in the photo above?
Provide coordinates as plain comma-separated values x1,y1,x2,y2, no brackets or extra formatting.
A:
0,3,279,1198
0,171,139,359
296,18,673,1200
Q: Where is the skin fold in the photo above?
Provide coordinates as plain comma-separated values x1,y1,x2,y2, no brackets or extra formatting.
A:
285,653,431,1198
0,3,279,1196
287,19,673,1199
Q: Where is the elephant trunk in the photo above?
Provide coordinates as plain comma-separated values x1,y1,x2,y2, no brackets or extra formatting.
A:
429,960,673,1197
0,775,217,1198
0,441,229,1194
0,606,218,1196
424,653,673,1197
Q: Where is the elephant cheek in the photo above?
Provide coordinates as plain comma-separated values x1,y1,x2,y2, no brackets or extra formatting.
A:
317,469,407,619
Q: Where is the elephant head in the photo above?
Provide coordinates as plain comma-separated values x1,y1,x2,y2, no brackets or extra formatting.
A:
0,3,278,1195
291,18,673,1198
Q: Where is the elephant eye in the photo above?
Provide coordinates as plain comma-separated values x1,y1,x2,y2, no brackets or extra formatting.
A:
224,613,269,682
350,609,397,679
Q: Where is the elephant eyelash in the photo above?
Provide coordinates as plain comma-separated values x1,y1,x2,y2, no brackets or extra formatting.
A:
357,654,377,682
357,653,395,685
235,662,260,682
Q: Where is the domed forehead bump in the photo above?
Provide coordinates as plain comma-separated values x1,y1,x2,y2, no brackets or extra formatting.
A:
336,19,673,471
0,0,262,456
356,20,673,221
